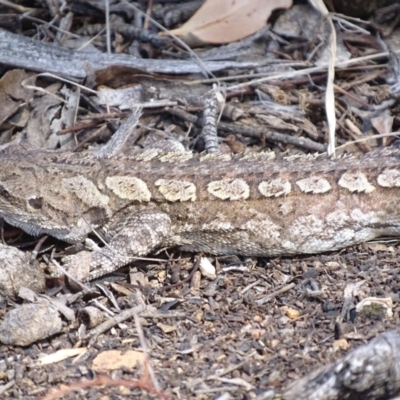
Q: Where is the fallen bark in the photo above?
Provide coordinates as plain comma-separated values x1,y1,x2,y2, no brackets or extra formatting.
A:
0,29,258,78
283,329,400,400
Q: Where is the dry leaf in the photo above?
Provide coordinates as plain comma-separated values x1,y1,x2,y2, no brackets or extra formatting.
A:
308,0,329,14
0,69,33,126
36,348,87,365
371,111,394,136
95,85,142,110
164,0,292,46
92,350,146,371
157,322,177,333
367,243,394,253
309,0,337,155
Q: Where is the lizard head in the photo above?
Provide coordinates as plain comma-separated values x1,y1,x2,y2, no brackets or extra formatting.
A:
0,160,92,241
0,150,110,243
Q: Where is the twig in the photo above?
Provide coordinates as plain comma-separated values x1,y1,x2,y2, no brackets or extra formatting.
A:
256,283,296,305
133,308,161,391
85,303,146,339
167,107,326,152
40,375,169,400
0,28,258,78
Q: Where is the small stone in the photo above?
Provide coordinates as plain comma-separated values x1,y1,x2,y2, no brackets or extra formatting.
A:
282,306,300,319
333,338,349,351
199,257,216,280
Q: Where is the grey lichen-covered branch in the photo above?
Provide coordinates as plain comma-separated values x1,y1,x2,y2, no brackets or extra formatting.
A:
283,329,400,400
0,29,258,78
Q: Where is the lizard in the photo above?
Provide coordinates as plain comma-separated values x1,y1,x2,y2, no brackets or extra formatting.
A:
0,139,400,282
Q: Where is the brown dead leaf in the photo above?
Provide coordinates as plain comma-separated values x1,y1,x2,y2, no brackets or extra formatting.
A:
371,111,394,136
367,242,394,253
92,350,146,372
163,0,292,46
0,69,33,126
157,322,177,333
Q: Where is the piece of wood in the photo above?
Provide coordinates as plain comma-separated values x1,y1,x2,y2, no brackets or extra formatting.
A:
284,328,400,400
0,29,257,78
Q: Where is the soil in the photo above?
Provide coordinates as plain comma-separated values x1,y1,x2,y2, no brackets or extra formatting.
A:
1,1,400,399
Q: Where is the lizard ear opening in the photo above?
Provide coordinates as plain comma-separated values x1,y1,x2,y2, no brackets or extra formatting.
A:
28,197,43,211
85,207,109,226
0,184,12,201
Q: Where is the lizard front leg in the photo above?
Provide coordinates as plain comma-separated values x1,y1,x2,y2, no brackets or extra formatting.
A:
61,209,171,282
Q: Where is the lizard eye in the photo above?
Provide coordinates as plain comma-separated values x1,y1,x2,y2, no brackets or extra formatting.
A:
28,197,43,210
